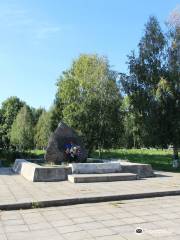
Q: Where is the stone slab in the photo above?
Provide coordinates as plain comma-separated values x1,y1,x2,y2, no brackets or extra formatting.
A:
68,173,138,183
69,163,122,174
87,159,154,178
13,159,38,181
13,159,71,182
119,161,154,178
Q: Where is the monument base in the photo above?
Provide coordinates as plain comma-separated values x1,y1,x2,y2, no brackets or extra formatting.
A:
12,159,154,182
69,162,122,174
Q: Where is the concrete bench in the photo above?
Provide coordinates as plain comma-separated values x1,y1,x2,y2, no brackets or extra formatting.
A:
69,162,122,174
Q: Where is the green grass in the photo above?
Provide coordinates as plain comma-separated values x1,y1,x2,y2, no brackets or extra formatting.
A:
1,148,179,172
29,149,45,157
91,148,179,172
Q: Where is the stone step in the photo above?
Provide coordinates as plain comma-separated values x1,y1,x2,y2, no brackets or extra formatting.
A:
69,162,122,174
68,173,139,183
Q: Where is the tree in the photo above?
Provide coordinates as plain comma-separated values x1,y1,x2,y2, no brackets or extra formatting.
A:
122,14,180,164
0,97,25,149
157,7,180,161
121,96,142,148
152,8,180,161
122,16,167,147
0,109,3,149
54,54,123,155
50,100,63,132
34,111,51,149
10,106,34,151
31,107,45,126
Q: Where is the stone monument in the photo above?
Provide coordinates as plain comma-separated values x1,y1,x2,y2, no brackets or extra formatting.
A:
45,122,87,164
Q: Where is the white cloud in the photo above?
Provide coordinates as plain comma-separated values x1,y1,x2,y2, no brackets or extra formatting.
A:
0,4,60,40
36,26,61,39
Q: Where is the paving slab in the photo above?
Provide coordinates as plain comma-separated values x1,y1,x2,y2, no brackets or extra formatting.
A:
1,168,180,210
1,196,180,239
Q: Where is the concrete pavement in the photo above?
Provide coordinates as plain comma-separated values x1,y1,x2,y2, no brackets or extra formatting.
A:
1,168,180,210
1,196,180,239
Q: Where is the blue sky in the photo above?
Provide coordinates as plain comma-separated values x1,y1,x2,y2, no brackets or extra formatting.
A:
0,0,179,109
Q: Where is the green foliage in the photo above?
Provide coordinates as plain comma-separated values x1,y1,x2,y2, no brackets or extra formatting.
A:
10,106,34,151
54,54,123,153
0,149,45,166
161,13,180,151
0,149,21,166
121,96,142,148
122,16,168,147
34,111,51,149
121,14,180,160
153,12,180,155
49,104,63,132
0,96,25,148
31,107,45,126
0,109,3,148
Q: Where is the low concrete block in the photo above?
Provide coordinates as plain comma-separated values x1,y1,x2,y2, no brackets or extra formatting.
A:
119,161,154,178
69,162,122,174
13,159,71,182
68,173,138,183
13,159,37,181
33,167,71,182
12,159,28,174
87,159,154,178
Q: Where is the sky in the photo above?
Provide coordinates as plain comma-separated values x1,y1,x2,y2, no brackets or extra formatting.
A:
0,0,179,109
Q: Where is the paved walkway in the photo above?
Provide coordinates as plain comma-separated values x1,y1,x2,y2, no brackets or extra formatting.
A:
1,168,180,209
1,195,180,240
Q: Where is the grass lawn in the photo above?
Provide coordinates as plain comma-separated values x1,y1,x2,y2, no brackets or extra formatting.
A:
91,148,179,172
1,148,179,172
30,149,45,157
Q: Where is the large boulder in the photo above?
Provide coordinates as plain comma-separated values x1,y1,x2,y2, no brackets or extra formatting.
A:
45,122,87,163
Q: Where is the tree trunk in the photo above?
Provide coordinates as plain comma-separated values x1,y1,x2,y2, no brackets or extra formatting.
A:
98,145,102,159
133,133,136,148
172,145,179,168
173,145,178,159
